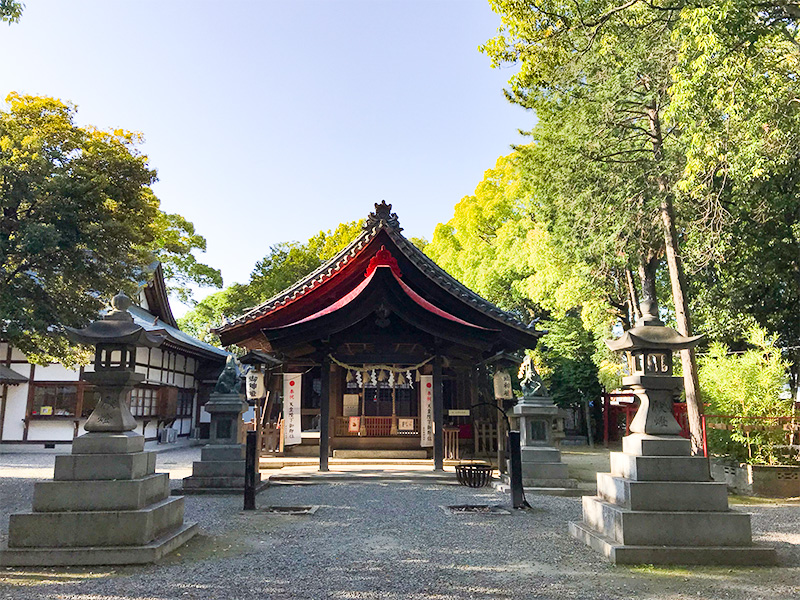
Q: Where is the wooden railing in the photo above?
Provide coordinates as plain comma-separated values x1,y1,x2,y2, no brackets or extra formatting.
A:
444,426,459,460
473,419,498,456
334,416,420,437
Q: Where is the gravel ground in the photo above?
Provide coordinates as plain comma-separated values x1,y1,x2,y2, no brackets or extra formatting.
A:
1,449,799,599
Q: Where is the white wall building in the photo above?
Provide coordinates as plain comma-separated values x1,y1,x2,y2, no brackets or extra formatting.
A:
0,265,228,447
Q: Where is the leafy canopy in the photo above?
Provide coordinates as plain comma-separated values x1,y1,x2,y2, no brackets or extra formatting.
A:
0,93,220,364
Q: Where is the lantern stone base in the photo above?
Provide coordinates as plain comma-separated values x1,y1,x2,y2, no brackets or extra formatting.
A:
569,433,776,565
0,432,196,566
179,443,263,494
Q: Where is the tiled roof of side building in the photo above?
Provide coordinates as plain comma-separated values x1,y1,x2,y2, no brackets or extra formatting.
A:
128,305,229,360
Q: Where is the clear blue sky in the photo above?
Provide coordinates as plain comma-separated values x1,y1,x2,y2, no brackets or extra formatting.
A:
1,0,531,315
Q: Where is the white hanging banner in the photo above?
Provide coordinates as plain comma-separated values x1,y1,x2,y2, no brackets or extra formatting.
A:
420,375,434,447
493,370,513,400
246,371,265,400
283,373,302,446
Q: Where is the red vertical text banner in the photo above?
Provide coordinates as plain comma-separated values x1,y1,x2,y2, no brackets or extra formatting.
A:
283,373,302,446
420,375,434,447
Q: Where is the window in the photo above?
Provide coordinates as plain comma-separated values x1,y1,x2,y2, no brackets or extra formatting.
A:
129,386,158,417
81,389,99,418
176,388,194,418
31,385,78,417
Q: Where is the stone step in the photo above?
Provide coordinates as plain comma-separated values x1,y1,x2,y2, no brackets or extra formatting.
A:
596,473,729,512
332,450,428,459
32,473,169,512
72,432,145,455
622,434,691,457
54,451,156,481
520,447,562,463
201,445,245,462
520,461,570,481
568,521,776,566
192,460,245,477
181,475,251,489
581,496,753,547
610,453,710,482
8,497,185,549
0,522,199,567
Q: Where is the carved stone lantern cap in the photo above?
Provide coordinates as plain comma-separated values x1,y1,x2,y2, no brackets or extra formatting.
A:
605,299,704,353
65,291,166,348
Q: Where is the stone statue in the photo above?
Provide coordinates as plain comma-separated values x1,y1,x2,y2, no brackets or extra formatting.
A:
214,356,242,394
518,355,546,399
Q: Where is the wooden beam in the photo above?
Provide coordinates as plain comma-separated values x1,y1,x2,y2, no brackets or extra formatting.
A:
319,354,331,472
433,353,444,471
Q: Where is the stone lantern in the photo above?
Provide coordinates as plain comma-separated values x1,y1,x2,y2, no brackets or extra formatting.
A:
68,291,166,440
605,299,703,448
508,356,577,492
0,292,197,566
569,299,776,565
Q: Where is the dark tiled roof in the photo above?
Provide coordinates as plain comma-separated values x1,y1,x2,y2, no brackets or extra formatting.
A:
0,365,28,385
218,225,381,331
217,201,541,338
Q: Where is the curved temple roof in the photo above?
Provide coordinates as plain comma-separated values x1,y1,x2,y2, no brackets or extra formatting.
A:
216,202,542,351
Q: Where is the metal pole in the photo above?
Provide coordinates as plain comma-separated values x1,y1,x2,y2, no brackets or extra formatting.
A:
507,430,525,509
244,429,257,511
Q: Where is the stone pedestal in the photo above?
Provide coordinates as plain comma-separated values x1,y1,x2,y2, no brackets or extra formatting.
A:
508,396,577,491
0,431,196,566
180,392,262,494
569,433,777,565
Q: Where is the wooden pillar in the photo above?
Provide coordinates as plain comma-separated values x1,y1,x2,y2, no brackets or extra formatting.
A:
433,353,444,471
319,355,331,472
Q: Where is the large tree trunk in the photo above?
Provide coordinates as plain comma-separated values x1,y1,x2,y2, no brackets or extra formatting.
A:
660,193,704,454
647,103,704,454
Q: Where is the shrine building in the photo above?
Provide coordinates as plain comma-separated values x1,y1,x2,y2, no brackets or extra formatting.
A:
216,202,543,469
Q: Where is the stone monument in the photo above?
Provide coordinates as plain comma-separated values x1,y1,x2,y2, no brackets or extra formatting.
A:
180,357,262,494
0,292,197,566
569,299,776,565
509,357,577,492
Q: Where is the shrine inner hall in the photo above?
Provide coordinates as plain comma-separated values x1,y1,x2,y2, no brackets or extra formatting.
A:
216,202,543,469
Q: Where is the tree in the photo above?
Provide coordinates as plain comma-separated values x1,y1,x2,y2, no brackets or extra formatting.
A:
482,0,709,450
180,220,363,345
0,93,220,364
0,0,22,23
698,328,792,465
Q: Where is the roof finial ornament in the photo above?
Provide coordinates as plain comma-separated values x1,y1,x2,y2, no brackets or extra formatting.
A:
364,200,402,231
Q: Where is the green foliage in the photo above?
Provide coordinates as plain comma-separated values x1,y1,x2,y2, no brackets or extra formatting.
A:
148,211,222,304
698,328,794,465
0,0,22,23
0,93,220,365
179,220,363,345
532,316,603,409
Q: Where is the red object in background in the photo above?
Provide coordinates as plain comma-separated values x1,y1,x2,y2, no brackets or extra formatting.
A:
458,423,473,439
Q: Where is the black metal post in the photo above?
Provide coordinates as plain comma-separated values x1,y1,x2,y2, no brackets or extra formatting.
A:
508,430,525,509
244,430,257,510
433,353,444,471
319,354,331,472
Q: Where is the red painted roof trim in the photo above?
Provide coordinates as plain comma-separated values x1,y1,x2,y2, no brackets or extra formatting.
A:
269,264,492,331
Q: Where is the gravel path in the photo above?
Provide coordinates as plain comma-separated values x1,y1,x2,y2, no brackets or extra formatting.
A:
1,449,799,599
